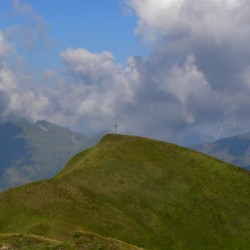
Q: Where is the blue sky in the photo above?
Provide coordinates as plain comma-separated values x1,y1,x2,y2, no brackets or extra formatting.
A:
0,0,147,74
1,0,250,145
28,0,146,61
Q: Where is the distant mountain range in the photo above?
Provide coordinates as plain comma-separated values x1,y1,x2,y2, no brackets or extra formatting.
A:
193,132,250,170
0,117,107,191
1,134,250,249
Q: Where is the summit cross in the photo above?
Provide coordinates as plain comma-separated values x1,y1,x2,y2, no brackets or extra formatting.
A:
114,124,118,134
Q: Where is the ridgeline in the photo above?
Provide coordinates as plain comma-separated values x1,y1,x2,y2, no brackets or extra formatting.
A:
1,134,250,249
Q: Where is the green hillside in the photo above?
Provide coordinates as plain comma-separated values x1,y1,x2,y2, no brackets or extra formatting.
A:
0,117,106,191
1,134,250,249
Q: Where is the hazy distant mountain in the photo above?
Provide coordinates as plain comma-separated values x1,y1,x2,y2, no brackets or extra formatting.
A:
1,134,250,249
193,132,250,170
0,117,107,191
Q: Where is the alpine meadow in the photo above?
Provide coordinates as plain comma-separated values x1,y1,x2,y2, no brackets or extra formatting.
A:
1,135,250,249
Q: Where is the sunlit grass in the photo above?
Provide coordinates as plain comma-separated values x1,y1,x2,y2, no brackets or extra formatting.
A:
1,134,250,249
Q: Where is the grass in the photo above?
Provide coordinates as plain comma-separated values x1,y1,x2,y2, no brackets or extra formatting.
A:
0,232,141,250
1,134,250,249
0,233,70,250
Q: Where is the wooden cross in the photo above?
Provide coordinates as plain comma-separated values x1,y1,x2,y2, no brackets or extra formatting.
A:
114,124,118,134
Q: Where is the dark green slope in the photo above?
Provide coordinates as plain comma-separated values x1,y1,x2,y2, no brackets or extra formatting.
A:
193,132,250,170
0,117,106,191
1,134,250,249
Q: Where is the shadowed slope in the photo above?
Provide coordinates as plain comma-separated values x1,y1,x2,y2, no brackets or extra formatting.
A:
0,118,106,191
1,134,250,249
193,132,250,170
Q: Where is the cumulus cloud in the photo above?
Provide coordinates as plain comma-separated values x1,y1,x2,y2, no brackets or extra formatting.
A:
2,0,250,145
42,48,139,133
0,1,51,122
0,32,15,119
0,31,49,122
49,49,213,142
128,0,250,43
116,0,250,144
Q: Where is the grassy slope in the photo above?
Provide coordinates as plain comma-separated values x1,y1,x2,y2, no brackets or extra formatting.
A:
0,233,142,250
1,134,250,249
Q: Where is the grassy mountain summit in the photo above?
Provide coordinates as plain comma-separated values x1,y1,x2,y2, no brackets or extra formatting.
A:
1,134,250,249
0,117,106,191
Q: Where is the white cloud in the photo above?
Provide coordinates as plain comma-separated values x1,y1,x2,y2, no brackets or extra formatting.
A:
128,0,250,45
61,49,117,84
37,48,139,133
159,55,209,104
36,39,250,144
119,0,250,143
0,31,49,121
2,0,250,145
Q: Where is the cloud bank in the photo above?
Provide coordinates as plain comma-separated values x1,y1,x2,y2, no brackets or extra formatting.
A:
0,30,48,122
2,0,250,145
124,0,250,143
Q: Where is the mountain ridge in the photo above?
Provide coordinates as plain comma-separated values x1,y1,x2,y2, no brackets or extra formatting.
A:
193,132,250,170
0,117,106,191
1,134,250,249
